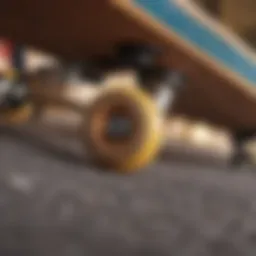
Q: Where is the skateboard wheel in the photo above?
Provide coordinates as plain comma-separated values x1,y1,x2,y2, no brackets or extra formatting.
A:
81,86,163,172
1,103,33,125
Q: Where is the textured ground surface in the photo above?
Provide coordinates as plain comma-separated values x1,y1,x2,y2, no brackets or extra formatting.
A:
0,126,256,256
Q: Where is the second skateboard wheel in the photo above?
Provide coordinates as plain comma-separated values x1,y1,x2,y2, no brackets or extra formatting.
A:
1,103,34,125
81,85,163,173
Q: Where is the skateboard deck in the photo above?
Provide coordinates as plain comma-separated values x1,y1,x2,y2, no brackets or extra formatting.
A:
0,0,256,131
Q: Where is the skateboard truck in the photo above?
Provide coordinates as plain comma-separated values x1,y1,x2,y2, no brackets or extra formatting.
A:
113,42,185,114
37,42,187,172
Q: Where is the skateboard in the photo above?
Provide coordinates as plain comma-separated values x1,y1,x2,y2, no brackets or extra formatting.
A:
0,0,256,171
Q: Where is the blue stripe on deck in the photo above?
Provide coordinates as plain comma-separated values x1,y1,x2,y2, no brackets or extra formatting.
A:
134,0,256,85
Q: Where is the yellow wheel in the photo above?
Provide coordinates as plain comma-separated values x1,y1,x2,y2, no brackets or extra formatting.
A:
80,85,164,173
4,69,17,81
0,69,33,125
0,103,33,125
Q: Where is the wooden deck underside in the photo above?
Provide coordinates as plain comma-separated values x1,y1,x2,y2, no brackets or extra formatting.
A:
0,0,256,132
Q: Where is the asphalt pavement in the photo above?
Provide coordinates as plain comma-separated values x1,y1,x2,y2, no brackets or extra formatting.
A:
1,126,256,256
